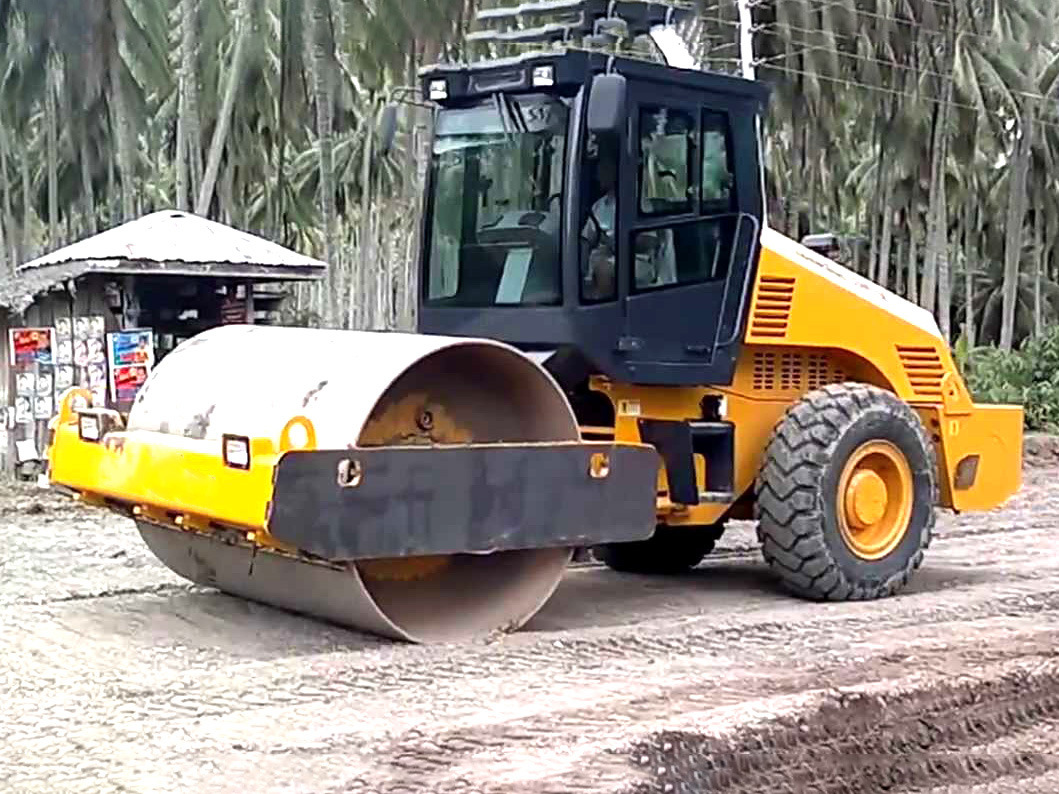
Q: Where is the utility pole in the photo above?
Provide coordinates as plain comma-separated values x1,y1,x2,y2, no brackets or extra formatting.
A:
736,0,756,80
735,0,768,230
651,1,768,227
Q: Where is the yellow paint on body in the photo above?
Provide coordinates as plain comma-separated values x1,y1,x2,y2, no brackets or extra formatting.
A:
588,232,1024,527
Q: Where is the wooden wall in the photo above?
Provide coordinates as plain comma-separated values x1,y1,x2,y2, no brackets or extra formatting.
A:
2,276,119,476
0,272,301,476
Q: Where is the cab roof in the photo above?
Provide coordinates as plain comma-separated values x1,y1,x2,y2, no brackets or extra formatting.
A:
419,47,771,108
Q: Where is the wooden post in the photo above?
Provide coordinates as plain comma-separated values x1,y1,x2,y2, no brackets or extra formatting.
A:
245,279,254,324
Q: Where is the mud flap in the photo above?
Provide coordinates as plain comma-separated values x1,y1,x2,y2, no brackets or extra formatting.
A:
265,441,661,560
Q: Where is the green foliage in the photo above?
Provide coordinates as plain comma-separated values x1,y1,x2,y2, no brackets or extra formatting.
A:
962,325,1059,432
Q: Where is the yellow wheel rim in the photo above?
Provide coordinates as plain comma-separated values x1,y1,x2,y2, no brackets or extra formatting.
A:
355,392,471,583
836,440,914,561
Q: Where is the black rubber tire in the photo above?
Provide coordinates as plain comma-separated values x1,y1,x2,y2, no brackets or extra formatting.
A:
593,524,725,575
754,382,937,601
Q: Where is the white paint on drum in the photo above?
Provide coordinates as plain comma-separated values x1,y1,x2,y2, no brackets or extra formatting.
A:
126,324,578,448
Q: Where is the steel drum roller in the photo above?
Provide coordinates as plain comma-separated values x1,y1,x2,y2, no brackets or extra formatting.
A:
117,324,584,642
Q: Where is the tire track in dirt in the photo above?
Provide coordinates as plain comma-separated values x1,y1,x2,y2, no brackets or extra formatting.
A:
567,515,1059,572
9,581,1059,736
624,661,1059,794
307,651,1059,794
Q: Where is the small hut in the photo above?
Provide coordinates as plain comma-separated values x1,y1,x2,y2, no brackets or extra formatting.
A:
0,210,327,477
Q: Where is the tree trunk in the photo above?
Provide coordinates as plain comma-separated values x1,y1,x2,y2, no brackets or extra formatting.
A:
895,234,906,297
906,233,918,305
179,0,203,209
176,83,187,209
45,54,60,247
196,0,254,216
868,112,886,282
921,104,943,317
921,40,956,332
398,47,425,331
787,76,803,237
358,121,375,330
1035,204,1044,338
0,119,11,269
310,0,337,326
963,198,976,347
109,0,135,222
20,153,32,258
999,99,1038,351
80,121,96,236
877,160,895,290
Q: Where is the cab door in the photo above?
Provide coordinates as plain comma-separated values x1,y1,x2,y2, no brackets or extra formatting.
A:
619,82,764,387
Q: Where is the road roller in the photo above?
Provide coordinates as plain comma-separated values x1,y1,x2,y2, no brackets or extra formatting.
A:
46,1,1023,643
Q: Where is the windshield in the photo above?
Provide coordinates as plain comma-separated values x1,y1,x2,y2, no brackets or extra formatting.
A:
424,93,569,307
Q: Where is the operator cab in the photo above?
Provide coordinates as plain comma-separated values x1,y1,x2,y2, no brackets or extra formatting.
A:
412,2,769,387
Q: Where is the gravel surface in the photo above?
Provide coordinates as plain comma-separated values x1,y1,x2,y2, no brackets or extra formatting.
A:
4,461,1059,793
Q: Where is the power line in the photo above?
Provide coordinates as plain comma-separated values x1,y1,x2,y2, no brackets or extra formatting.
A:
758,61,1059,134
686,5,1059,107
753,26,1059,106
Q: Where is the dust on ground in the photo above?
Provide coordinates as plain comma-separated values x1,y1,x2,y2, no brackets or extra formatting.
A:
3,456,1059,793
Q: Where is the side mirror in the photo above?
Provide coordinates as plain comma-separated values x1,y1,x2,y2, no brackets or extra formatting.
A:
587,73,627,136
379,103,399,156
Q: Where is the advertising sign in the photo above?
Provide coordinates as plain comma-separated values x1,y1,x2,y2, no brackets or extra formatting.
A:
9,328,54,366
106,329,155,403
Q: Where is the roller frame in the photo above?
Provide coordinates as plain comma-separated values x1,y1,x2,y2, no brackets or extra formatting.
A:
47,411,660,560
267,442,659,559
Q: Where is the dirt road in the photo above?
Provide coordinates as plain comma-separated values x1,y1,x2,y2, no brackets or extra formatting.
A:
4,460,1059,794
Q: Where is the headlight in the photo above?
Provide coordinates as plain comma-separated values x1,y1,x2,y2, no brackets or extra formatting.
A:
78,413,101,442
428,79,448,100
222,434,251,470
532,65,555,87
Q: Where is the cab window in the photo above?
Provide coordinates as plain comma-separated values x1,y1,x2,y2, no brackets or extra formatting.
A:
638,105,698,216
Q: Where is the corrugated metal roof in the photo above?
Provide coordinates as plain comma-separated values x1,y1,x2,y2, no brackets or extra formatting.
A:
0,260,95,314
18,210,330,274
0,211,329,315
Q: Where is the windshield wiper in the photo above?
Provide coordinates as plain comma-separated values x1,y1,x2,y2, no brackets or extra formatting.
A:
492,92,527,138
503,93,528,132
492,93,514,142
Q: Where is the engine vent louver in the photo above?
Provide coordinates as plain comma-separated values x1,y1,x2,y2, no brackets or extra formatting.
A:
752,351,847,393
896,345,945,400
749,276,796,339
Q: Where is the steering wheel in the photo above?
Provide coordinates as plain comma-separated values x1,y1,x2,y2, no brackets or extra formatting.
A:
581,209,614,252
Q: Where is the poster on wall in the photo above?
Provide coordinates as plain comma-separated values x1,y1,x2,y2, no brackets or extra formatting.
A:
9,328,54,366
14,396,30,424
34,393,53,420
88,336,106,364
107,329,155,403
15,372,35,396
110,364,149,403
56,338,73,365
87,363,106,389
55,365,75,391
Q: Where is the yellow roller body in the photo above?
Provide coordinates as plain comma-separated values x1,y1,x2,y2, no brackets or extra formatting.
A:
48,324,659,643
